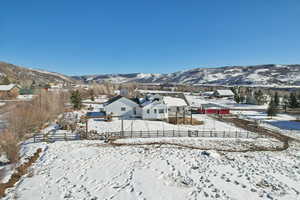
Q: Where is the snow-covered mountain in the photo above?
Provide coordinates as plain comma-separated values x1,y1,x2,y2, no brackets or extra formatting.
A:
0,61,74,86
73,64,300,86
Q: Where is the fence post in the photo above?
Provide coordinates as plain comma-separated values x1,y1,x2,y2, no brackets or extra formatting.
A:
163,130,165,137
64,132,67,141
223,131,225,138
33,134,36,143
173,129,175,137
235,131,238,138
197,130,198,137
210,131,212,137
246,132,249,138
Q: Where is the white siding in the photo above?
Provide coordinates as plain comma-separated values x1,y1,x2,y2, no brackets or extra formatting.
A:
104,97,141,118
142,102,168,120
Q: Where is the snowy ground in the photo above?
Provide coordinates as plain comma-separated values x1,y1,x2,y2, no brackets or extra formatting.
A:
88,114,251,133
2,139,300,200
185,95,267,110
233,110,300,140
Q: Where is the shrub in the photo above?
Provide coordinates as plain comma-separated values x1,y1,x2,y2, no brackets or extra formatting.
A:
0,131,20,164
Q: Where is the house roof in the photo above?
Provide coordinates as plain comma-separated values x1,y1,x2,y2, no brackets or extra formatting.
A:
163,96,187,107
215,90,234,96
0,84,19,91
201,103,228,109
104,95,140,106
104,95,123,105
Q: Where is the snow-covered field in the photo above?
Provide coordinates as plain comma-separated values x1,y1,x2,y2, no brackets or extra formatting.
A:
88,114,251,133
233,110,300,140
185,95,267,110
2,139,300,200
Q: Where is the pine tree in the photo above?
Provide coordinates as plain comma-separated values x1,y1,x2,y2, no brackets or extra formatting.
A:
89,89,95,101
274,92,280,107
231,88,240,103
254,90,266,105
70,90,82,110
289,93,298,108
282,95,289,112
267,98,277,118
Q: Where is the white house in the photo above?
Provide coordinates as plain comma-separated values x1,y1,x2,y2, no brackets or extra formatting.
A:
104,96,142,118
213,90,234,98
104,94,188,120
142,100,168,120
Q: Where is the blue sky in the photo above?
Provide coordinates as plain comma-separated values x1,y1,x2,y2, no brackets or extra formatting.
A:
1,0,300,75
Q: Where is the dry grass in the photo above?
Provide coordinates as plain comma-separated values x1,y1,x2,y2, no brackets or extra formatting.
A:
0,131,19,164
7,90,68,140
168,117,204,125
0,148,42,198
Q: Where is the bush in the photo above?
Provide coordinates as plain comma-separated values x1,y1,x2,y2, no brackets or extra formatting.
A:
168,117,204,125
0,131,20,164
7,90,68,140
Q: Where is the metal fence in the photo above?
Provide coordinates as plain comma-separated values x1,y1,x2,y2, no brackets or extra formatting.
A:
32,129,263,143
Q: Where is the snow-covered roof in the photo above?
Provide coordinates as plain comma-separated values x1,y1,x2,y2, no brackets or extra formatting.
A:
0,84,18,91
163,96,187,107
215,90,234,96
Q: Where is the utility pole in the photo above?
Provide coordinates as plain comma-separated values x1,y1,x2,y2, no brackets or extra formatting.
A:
121,117,124,137
85,118,88,139
190,107,193,125
183,108,186,124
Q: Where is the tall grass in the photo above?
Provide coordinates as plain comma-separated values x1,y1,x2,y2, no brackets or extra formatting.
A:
0,90,69,163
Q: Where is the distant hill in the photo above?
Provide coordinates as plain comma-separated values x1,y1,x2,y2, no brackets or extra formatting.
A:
1,61,300,86
73,64,300,86
0,61,74,86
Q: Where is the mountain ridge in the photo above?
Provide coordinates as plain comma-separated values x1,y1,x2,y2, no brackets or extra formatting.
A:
1,61,300,86
72,64,300,86
0,61,74,86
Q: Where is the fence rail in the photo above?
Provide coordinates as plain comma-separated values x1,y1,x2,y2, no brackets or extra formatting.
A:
32,129,264,143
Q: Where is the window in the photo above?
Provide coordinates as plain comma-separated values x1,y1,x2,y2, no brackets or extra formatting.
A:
121,107,126,111
154,109,157,114
159,109,164,114
147,109,150,114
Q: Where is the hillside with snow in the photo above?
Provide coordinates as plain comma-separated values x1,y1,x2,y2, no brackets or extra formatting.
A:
73,64,300,86
0,62,74,86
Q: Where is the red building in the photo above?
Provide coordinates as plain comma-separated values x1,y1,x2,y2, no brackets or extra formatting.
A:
197,103,230,115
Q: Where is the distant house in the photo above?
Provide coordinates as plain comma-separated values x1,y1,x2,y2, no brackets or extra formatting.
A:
0,84,20,99
213,90,234,98
103,96,141,118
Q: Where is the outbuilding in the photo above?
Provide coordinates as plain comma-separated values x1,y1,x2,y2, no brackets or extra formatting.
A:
198,103,230,115
213,90,234,98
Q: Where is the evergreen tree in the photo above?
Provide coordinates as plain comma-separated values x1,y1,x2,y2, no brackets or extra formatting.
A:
231,88,240,103
267,98,277,118
289,93,298,108
89,89,95,101
70,90,82,110
254,90,266,105
274,92,280,107
1,76,10,85
282,95,289,112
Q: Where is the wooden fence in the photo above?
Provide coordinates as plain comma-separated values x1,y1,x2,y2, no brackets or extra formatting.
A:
32,129,264,143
